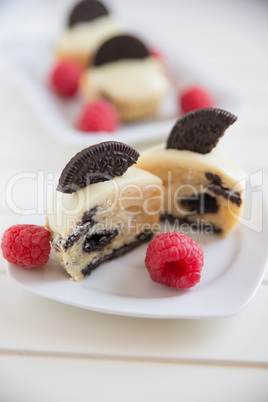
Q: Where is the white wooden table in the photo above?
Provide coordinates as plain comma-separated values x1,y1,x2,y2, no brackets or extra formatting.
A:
1,0,268,401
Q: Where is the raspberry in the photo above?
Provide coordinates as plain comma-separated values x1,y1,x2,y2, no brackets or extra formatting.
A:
180,86,214,114
150,47,165,63
50,61,82,97
145,232,204,289
1,225,51,268
78,100,120,132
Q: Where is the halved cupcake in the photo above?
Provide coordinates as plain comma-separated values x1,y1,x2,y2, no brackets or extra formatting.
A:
80,34,169,121
56,0,121,67
136,108,246,236
46,141,162,281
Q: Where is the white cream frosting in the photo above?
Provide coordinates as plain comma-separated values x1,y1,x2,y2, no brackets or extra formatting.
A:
46,167,162,238
138,143,247,188
57,16,121,55
84,57,169,101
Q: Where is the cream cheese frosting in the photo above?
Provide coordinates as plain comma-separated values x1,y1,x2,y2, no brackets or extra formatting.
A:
82,57,169,101
137,143,246,188
57,16,121,56
46,167,162,238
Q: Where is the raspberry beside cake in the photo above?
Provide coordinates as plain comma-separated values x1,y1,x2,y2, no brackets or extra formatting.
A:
46,142,162,281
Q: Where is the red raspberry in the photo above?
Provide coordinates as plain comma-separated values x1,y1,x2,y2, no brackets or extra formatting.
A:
180,86,214,114
50,61,82,97
145,232,204,289
78,100,120,132
1,225,51,268
150,47,165,63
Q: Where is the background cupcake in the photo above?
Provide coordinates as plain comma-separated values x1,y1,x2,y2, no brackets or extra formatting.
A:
80,34,170,121
56,0,121,67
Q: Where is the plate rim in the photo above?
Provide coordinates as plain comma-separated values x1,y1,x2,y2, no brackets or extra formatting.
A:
6,206,268,319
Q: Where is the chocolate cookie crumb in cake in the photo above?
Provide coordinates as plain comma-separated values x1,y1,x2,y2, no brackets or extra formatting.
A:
46,141,162,281
136,108,246,236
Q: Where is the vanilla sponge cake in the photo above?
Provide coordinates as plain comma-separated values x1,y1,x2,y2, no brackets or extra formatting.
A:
46,142,162,281
136,108,246,236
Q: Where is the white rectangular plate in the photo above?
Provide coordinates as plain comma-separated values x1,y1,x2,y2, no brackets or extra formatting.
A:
2,38,240,147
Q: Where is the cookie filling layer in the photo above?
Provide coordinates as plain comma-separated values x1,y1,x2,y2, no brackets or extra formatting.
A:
205,172,242,206
81,231,152,277
83,228,119,253
180,193,219,215
63,206,98,250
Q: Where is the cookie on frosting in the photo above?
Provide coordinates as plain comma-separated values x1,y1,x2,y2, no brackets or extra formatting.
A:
56,0,121,67
136,108,246,236
80,34,169,121
46,141,162,281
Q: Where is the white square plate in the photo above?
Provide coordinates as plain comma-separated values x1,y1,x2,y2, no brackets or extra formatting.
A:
6,196,268,319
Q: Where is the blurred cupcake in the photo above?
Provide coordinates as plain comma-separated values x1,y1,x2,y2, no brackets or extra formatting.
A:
56,0,121,67
80,34,170,121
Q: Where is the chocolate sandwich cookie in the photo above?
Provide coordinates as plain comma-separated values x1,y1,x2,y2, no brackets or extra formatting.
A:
166,108,237,154
46,142,163,281
57,141,140,193
93,34,150,66
68,0,108,27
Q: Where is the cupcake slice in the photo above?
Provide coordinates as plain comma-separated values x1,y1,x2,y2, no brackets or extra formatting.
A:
136,108,246,236
46,141,162,281
80,34,169,121
56,0,121,67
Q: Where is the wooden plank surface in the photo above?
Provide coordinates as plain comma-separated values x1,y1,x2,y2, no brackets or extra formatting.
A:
0,275,268,364
0,354,268,402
